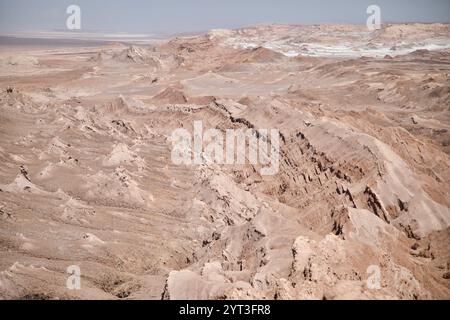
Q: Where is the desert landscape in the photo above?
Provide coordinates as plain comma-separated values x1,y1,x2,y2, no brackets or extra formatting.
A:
0,23,449,300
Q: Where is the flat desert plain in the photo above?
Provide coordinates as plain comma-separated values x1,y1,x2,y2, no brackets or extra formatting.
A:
0,24,450,299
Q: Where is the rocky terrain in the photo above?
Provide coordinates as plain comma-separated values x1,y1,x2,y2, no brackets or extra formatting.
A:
0,23,449,299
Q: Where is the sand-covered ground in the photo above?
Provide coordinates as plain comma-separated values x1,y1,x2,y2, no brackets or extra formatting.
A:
0,23,449,299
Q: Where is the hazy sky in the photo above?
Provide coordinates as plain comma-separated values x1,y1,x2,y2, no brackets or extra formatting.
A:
1,0,449,34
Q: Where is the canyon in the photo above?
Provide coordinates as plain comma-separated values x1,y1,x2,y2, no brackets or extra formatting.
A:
0,23,449,299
